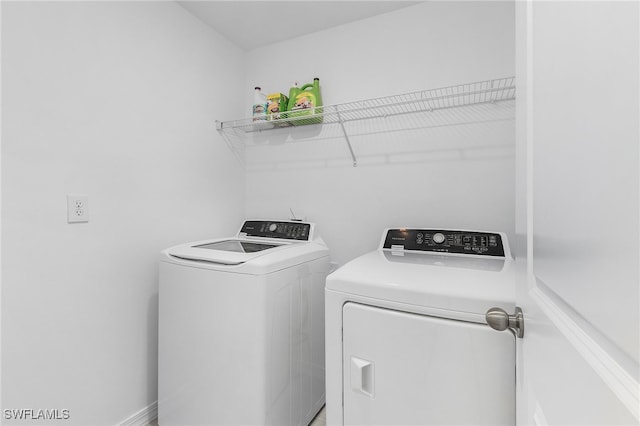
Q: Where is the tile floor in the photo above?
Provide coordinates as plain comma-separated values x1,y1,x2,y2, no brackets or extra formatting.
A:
148,405,326,426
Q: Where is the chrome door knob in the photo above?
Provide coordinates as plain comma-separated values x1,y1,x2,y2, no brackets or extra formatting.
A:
485,307,524,338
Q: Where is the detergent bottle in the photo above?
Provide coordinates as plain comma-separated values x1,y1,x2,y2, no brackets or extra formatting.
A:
287,78,323,125
252,87,267,121
284,81,300,120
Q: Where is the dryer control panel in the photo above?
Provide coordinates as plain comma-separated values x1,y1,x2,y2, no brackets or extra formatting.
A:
240,220,311,241
383,229,505,257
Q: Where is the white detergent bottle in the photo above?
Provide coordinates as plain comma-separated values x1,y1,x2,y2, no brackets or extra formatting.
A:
252,86,267,121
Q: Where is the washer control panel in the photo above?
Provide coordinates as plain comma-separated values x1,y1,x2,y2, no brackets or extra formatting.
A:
240,220,311,241
383,229,505,257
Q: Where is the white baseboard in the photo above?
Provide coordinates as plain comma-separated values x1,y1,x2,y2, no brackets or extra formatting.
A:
118,401,157,426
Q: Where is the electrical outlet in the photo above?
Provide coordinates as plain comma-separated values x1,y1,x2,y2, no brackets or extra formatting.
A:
67,194,89,223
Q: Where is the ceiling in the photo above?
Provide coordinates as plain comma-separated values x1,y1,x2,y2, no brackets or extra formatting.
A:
177,1,421,51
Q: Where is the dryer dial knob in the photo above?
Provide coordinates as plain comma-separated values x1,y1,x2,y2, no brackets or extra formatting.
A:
433,233,446,244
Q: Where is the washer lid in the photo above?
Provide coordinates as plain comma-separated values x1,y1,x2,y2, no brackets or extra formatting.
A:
194,239,281,254
166,238,291,265
326,250,515,316
161,237,329,274
160,219,329,273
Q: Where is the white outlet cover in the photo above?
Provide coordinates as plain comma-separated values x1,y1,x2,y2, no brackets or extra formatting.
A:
67,194,89,223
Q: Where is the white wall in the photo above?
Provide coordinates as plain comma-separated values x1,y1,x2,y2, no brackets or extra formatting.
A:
1,2,245,424
244,1,516,265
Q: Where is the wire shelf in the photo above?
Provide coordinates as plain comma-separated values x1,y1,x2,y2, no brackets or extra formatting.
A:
216,76,516,166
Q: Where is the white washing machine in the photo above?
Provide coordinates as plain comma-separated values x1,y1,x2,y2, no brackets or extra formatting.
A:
326,228,516,426
159,220,329,426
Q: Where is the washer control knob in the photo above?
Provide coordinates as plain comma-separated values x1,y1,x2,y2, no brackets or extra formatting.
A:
268,223,277,232
433,233,446,244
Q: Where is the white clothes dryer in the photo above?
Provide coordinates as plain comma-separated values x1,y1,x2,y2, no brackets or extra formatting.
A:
326,228,516,426
159,220,329,426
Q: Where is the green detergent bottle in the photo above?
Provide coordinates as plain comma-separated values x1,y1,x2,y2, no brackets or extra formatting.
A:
287,78,323,125
283,81,300,120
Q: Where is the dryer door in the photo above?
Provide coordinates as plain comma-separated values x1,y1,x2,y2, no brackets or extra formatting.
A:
342,303,515,425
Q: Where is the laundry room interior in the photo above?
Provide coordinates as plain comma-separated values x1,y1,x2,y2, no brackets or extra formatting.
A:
1,1,638,426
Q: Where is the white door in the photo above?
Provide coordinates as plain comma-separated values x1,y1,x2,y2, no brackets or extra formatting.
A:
342,302,515,425
515,1,639,425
